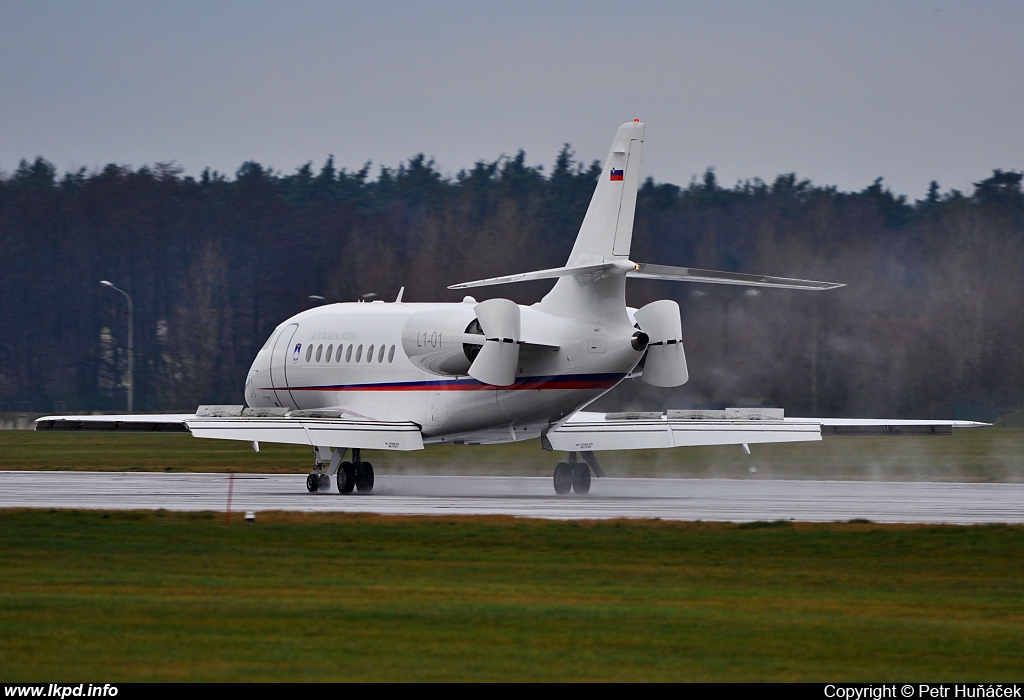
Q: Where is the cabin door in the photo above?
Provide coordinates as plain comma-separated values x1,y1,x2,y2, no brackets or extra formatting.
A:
269,323,300,408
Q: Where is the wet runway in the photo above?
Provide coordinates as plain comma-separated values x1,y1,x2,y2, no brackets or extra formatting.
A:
1,470,1022,524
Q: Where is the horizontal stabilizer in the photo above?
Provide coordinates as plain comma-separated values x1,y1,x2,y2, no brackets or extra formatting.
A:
449,260,842,292
448,262,614,290
628,264,844,290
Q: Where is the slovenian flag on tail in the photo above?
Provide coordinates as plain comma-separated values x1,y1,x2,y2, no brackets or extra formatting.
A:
610,168,624,181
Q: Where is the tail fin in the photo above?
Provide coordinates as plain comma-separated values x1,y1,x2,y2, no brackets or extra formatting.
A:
566,120,645,265
444,119,841,324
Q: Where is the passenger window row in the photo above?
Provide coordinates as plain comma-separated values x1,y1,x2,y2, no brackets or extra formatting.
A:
304,342,396,365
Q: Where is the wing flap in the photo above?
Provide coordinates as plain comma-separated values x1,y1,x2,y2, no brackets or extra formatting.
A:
186,417,423,450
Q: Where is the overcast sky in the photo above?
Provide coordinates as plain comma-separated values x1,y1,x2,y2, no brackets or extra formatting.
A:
1,1,1021,198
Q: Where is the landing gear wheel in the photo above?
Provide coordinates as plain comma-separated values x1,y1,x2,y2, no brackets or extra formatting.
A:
337,462,355,494
553,462,573,495
306,473,319,493
572,463,591,495
318,473,330,491
356,462,375,493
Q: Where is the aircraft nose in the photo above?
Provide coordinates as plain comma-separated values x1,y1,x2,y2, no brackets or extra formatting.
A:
245,350,272,406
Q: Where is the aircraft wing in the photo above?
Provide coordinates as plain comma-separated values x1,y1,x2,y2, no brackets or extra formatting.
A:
543,410,986,452
35,414,194,433
35,406,424,451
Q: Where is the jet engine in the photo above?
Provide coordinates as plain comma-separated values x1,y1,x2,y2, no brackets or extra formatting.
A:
401,299,523,386
401,305,482,377
467,298,520,386
633,299,688,387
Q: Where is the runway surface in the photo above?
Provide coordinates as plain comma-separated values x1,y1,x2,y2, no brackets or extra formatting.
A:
1,470,1022,523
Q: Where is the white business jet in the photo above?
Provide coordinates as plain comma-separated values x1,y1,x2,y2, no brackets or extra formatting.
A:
36,121,985,494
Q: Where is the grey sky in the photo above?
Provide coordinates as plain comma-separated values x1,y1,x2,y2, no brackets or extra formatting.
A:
1,1,1021,198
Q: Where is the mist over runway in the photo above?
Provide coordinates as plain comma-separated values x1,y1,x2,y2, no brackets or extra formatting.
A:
1,471,1021,524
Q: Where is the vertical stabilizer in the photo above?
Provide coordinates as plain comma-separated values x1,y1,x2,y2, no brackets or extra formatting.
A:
541,121,645,323
566,120,645,265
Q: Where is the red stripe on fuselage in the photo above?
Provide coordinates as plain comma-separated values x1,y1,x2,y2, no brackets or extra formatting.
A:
260,374,623,393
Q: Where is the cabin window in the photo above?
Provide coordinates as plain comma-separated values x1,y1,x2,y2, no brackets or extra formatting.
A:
337,345,345,363
326,344,333,362
305,344,313,362
367,344,375,363
388,345,396,363
315,344,323,362
346,345,353,362
378,345,386,363
355,344,363,362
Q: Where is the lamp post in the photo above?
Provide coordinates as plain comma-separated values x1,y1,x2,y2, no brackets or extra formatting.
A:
100,281,133,412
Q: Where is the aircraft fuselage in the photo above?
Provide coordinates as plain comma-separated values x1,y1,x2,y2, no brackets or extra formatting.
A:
245,300,643,444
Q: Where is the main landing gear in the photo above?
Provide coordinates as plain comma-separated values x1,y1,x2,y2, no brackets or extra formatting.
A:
337,454,374,494
552,451,603,495
306,447,374,494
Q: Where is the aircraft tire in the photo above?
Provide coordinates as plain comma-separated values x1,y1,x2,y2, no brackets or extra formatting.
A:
553,462,573,495
356,462,375,493
306,473,319,493
337,462,356,494
572,464,591,495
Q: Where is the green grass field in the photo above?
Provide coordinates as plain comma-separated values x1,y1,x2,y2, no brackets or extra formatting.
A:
3,427,1021,680
2,427,1023,481
1,511,1022,681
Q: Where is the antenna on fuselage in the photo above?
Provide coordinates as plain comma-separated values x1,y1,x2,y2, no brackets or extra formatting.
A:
395,287,405,303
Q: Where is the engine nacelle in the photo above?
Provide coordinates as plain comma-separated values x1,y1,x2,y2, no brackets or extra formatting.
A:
468,298,521,386
634,299,688,387
401,306,482,376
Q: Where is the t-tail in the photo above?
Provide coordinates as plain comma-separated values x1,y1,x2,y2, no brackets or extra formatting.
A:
449,120,843,299
447,120,845,382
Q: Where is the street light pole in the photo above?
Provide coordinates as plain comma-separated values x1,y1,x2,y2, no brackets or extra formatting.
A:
100,281,133,412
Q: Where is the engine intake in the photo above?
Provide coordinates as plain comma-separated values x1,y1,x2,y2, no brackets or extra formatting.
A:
401,306,482,376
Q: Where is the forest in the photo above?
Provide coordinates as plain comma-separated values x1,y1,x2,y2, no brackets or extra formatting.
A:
0,149,1021,421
